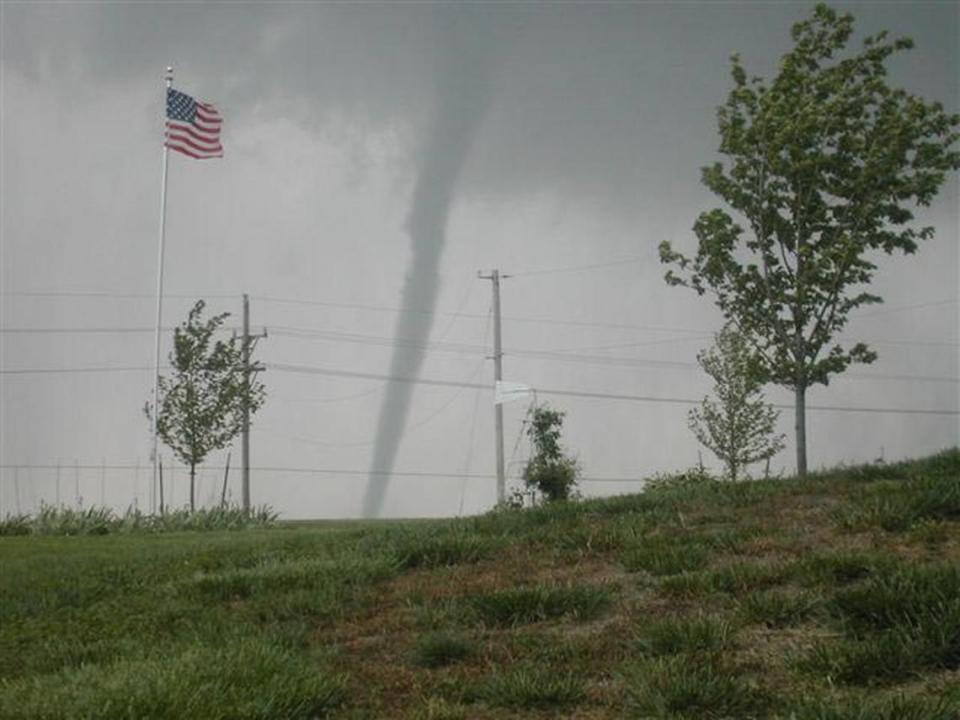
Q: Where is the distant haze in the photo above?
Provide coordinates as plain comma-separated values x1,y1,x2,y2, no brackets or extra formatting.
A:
1,2,956,519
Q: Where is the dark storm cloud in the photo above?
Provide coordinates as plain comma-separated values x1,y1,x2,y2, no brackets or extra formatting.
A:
3,2,955,209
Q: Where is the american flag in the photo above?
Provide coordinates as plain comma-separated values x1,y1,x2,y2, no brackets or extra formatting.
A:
165,88,223,159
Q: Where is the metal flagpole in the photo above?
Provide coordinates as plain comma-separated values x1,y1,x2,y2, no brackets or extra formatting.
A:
152,66,173,506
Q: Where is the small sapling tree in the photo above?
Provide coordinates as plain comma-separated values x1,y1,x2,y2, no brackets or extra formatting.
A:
689,324,785,482
523,404,580,502
659,4,959,475
145,300,265,512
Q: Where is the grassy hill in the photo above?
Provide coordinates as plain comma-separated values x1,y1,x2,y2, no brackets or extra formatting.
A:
1,450,959,719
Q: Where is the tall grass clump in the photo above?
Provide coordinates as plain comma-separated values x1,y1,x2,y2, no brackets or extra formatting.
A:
389,526,497,569
636,614,737,656
464,666,585,709
788,692,960,720
739,589,821,628
412,631,475,668
799,563,960,684
620,536,709,576
836,471,960,532
0,514,31,536
623,655,768,719
467,583,611,627
0,637,345,719
0,504,278,536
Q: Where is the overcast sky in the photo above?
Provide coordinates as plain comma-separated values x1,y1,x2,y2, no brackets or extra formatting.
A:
1,1,957,519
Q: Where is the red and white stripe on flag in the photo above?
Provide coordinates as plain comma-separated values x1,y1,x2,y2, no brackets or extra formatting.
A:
165,88,223,160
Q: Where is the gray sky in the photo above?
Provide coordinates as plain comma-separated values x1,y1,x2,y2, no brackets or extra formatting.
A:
1,1,957,519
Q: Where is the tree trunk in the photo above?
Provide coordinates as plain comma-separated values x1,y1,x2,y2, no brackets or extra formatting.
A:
159,456,165,515
795,383,807,477
189,463,196,513
220,452,231,509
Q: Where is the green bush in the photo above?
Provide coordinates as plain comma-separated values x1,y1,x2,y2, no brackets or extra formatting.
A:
644,466,718,493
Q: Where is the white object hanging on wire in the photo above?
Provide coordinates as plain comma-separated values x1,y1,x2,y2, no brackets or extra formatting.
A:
495,381,533,405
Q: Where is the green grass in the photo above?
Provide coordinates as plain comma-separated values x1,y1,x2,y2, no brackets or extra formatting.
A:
463,666,586,709
787,691,960,720
739,589,822,628
623,655,769,718
411,631,475,668
1,448,957,718
620,536,710,576
636,614,738,656
0,504,278,536
465,583,612,627
0,637,345,719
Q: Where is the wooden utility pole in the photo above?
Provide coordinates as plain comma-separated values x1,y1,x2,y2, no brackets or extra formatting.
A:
478,269,508,504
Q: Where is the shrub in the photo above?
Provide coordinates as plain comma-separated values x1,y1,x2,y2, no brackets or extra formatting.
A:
523,405,581,502
644,466,718,493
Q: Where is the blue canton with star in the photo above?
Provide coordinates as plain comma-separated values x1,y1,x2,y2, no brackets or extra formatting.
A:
166,88,197,122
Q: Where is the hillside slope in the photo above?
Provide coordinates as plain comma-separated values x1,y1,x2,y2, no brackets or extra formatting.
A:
2,450,959,718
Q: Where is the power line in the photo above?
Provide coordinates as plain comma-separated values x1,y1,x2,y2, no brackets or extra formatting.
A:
510,256,645,278
3,361,956,410
0,366,157,375
0,326,242,335
266,362,959,416
851,298,957,318
1,290,239,300
0,462,641,484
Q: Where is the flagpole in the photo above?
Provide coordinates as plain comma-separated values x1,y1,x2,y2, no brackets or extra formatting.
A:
152,66,173,509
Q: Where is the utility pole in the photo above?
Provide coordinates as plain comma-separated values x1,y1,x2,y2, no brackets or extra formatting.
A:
240,293,267,512
478,269,508,504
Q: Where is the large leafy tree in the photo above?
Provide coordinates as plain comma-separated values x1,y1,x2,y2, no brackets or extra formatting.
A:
145,300,265,511
660,4,959,475
689,323,785,482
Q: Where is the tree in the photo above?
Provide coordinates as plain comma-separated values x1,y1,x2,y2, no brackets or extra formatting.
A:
689,324,785,481
523,404,579,502
659,4,959,475
145,300,265,511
